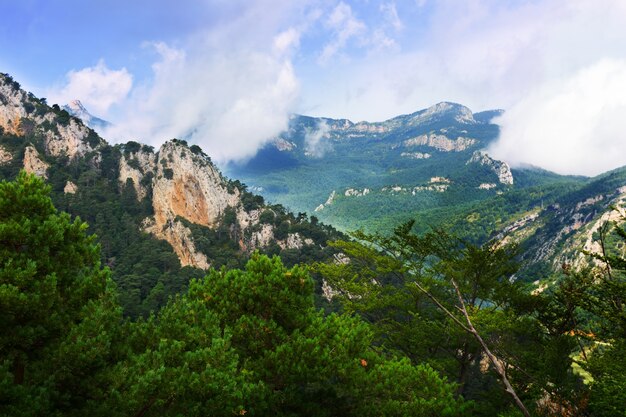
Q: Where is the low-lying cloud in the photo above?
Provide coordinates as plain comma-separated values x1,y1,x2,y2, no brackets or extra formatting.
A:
489,59,626,176
304,120,331,157
102,40,298,163
50,1,305,164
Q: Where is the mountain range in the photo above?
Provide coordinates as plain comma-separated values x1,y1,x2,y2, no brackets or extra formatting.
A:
2,71,626,295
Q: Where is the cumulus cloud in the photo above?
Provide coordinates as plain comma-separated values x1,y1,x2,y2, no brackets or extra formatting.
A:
99,1,304,163
304,120,331,157
47,60,132,115
489,59,626,176
103,40,299,163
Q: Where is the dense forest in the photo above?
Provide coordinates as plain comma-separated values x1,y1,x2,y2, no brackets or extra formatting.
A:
2,172,625,416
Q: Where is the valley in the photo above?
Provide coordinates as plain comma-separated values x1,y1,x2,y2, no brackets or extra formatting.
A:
2,70,626,416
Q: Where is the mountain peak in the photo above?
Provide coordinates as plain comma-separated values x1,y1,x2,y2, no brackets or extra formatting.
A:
66,99,88,114
63,100,111,130
412,102,476,124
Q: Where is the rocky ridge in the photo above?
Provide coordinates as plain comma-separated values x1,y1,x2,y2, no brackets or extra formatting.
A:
404,133,476,152
63,100,111,131
0,73,323,271
468,151,514,185
0,74,100,161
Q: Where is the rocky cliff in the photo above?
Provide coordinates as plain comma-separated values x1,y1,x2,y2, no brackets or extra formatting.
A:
0,73,330,273
468,151,514,185
0,74,101,161
404,133,476,152
140,140,241,268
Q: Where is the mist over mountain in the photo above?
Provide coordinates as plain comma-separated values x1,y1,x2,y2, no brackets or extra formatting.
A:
62,99,111,131
0,72,341,317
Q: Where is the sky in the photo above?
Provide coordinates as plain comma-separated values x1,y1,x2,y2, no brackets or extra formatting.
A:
1,0,626,175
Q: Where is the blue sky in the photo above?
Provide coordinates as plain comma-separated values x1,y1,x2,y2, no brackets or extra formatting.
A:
1,1,626,175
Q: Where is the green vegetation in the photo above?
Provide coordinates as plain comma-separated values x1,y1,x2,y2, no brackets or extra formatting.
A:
0,116,342,317
2,74,626,415
0,173,466,416
2,169,626,415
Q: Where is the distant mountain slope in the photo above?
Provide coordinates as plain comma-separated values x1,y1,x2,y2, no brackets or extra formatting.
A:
62,100,111,130
228,102,583,232
0,72,342,316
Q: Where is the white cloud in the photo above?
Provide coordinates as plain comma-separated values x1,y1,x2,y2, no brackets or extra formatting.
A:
38,0,626,175
319,2,366,64
304,119,331,157
489,59,626,176
103,17,300,163
47,60,132,116
273,27,301,55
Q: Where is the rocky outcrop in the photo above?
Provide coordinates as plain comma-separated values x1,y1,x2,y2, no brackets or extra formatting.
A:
315,190,337,212
325,119,389,138
0,74,99,160
468,151,514,185
345,188,370,197
142,217,210,270
401,152,431,159
119,147,157,200
64,180,78,194
248,224,275,249
152,141,240,228
430,177,450,184
382,178,450,195
272,138,297,151
43,118,92,159
0,76,30,136
0,145,12,164
23,145,49,178
144,140,240,269
404,133,476,152
63,100,110,130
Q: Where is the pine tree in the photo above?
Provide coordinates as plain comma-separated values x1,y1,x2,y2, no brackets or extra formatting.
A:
0,171,121,415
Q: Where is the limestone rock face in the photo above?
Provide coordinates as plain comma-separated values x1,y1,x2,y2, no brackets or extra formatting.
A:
404,133,476,152
248,224,275,250
64,180,78,194
43,118,92,160
142,217,210,270
0,77,29,136
468,151,514,185
119,148,157,200
279,233,313,250
23,145,49,178
0,74,98,160
144,140,240,269
272,138,297,151
0,145,12,164
152,141,240,228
